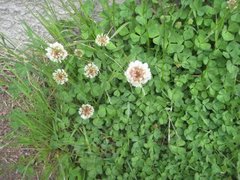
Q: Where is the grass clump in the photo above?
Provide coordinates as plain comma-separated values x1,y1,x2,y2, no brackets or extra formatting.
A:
1,0,240,179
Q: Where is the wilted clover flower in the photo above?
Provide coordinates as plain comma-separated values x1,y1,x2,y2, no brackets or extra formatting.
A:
160,15,171,23
227,0,238,9
52,69,68,85
124,60,152,87
74,49,84,58
175,21,182,29
79,104,94,119
187,18,194,25
46,42,68,63
84,62,99,78
95,34,110,46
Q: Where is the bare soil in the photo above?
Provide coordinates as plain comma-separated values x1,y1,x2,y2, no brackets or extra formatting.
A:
0,93,22,180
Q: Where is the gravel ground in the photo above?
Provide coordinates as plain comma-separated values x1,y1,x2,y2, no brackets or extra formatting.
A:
0,0,66,43
0,0,124,43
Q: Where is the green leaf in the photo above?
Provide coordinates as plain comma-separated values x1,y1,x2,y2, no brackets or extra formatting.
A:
136,16,147,25
199,42,211,50
153,36,161,45
167,44,184,53
231,13,240,23
68,107,76,115
135,4,144,16
106,106,116,116
183,28,194,40
217,89,230,103
133,26,140,35
176,138,186,146
226,60,239,77
169,88,184,107
106,42,117,50
169,145,186,155
222,28,234,41
228,22,239,33
98,106,106,117
119,26,129,36
111,22,130,38
91,85,103,97
147,20,160,38
130,33,140,42
93,118,103,127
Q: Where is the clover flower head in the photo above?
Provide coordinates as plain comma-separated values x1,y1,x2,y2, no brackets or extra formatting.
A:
95,34,110,46
74,49,84,58
79,104,94,119
124,60,152,87
227,0,238,9
84,62,99,78
46,42,68,63
52,69,68,85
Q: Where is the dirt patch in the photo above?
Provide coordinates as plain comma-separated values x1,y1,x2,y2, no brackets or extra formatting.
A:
0,93,22,180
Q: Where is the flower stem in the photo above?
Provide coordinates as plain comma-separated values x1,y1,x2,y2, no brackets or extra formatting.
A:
141,86,146,96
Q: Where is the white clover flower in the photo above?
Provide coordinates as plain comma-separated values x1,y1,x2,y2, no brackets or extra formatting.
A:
79,104,94,119
95,34,110,46
84,62,99,78
227,0,238,9
124,60,152,87
46,42,68,63
52,69,68,85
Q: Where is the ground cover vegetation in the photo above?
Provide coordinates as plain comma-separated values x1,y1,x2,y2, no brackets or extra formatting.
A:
0,0,240,179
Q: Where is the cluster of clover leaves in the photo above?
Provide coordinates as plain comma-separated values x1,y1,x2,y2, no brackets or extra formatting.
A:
44,0,240,179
